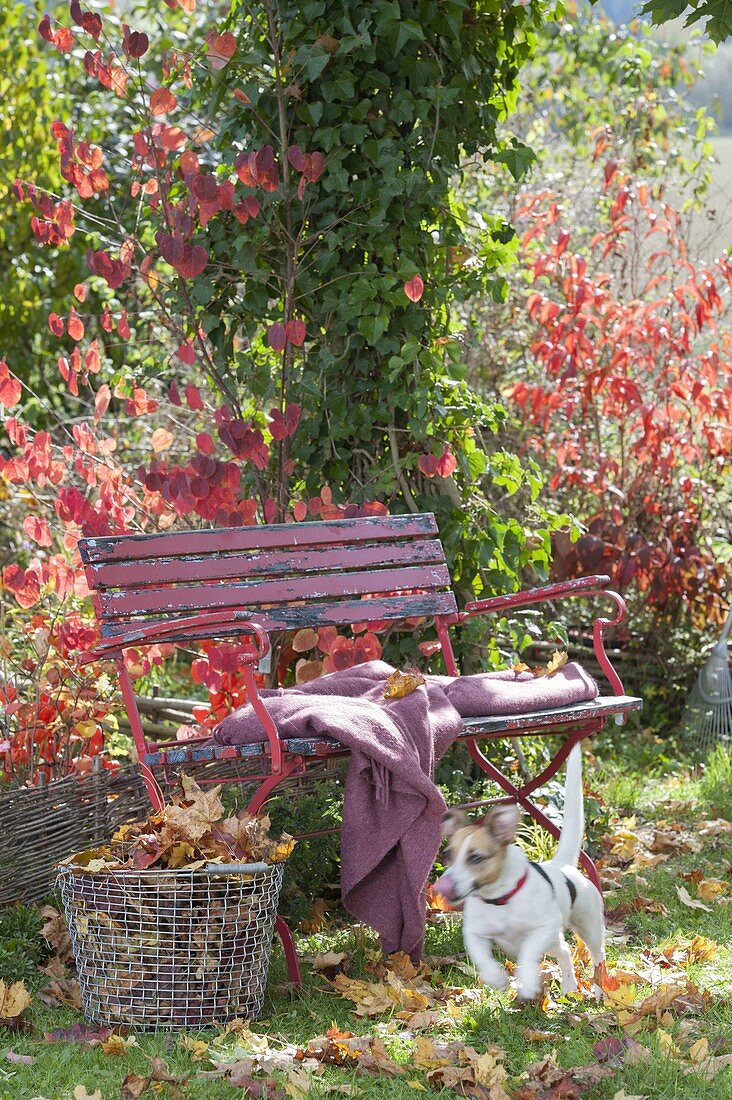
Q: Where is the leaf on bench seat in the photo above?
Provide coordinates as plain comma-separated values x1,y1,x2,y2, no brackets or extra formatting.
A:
514,651,569,679
383,669,426,699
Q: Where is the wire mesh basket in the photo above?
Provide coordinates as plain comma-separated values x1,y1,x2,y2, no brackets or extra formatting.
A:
57,860,284,1028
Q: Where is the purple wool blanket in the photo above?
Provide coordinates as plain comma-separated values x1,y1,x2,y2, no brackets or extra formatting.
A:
213,659,598,959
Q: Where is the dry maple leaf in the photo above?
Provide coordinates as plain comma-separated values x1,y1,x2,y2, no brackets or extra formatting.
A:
383,668,426,699
685,1036,732,1081
535,650,569,677
179,1035,210,1062
676,885,712,912
100,1034,138,1056
602,823,639,861
73,1088,102,1100
649,829,702,854
44,1023,114,1045
121,1054,187,1099
165,778,225,842
298,897,330,933
697,878,728,902
40,904,73,964
0,979,31,1022
385,951,423,980
285,1066,321,1099
38,977,82,1010
305,950,350,980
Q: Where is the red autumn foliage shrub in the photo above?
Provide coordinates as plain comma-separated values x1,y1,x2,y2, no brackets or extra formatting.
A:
506,164,732,626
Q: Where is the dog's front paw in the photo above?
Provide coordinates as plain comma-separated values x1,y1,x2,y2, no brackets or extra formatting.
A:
479,966,509,991
560,974,578,995
515,977,542,1003
515,991,542,1005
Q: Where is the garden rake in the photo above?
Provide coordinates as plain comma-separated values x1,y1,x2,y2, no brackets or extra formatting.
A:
681,606,732,757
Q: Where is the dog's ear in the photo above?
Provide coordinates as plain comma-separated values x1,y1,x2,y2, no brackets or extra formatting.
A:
485,802,521,845
442,808,468,839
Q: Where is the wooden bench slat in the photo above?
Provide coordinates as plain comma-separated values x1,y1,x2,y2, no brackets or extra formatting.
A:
99,590,459,640
97,563,452,619
89,538,447,590
80,514,439,564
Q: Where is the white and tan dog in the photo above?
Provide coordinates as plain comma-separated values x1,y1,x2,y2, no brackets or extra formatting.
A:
433,745,605,1001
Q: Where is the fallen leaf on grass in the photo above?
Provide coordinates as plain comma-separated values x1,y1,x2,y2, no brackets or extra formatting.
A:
296,1032,403,1077
656,1027,682,1058
698,818,732,836
179,1035,210,1061
685,1036,732,1081
214,1070,287,1097
515,1049,614,1099
383,951,423,981
649,829,701,855
285,1066,321,1099
40,905,73,964
38,977,83,1009
298,898,330,933
602,822,639,861
5,1050,34,1065
593,1036,651,1067
73,1089,101,1100
605,896,668,923
100,1034,138,1056
305,951,350,979
44,1024,115,1045
332,972,431,1017
697,878,729,903
38,956,68,980
676,885,712,912
612,1092,647,1100
0,979,31,1024
610,978,713,1033
598,866,625,888
404,1009,457,1030
640,936,717,970
331,954,484,1027
523,1029,561,1042
121,1055,187,1099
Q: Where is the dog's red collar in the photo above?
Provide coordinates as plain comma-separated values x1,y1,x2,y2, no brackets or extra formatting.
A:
478,870,529,906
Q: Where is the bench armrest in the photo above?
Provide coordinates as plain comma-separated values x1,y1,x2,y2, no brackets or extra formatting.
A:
81,612,286,773
79,610,271,664
463,575,612,615
463,575,629,701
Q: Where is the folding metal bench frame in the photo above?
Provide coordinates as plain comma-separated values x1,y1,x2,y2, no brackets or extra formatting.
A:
78,514,642,986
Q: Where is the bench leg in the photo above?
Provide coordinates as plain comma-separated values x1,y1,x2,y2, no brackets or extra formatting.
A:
464,727,603,894
247,764,306,987
275,915,302,986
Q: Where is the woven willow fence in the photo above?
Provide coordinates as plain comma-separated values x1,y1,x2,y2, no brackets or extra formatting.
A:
0,762,149,909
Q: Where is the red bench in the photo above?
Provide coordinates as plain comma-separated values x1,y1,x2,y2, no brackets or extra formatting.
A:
79,512,641,981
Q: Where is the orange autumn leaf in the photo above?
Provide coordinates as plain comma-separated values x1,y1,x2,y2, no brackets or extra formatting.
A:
383,669,426,699
150,87,177,116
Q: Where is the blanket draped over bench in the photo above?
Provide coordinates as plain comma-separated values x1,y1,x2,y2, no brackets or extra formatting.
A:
214,659,598,959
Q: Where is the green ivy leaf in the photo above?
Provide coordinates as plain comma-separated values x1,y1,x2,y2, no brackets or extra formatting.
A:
494,142,537,182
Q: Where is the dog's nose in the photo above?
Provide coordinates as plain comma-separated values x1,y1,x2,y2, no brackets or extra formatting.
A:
432,872,455,902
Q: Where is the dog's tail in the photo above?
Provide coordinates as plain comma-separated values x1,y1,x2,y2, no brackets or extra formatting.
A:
551,743,584,868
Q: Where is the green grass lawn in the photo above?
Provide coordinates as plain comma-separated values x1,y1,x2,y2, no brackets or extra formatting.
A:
1,744,731,1100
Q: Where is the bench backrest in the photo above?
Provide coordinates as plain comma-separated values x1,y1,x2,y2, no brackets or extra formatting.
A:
79,513,458,644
